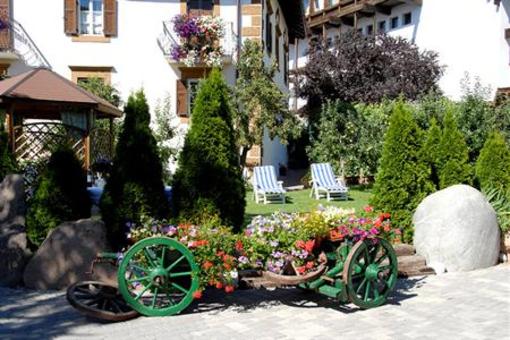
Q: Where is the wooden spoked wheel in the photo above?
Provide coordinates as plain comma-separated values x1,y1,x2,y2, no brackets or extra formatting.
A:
117,237,200,317
342,238,398,309
66,281,139,322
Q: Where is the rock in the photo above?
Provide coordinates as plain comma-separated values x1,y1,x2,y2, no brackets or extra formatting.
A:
23,219,108,290
0,174,30,287
413,185,500,272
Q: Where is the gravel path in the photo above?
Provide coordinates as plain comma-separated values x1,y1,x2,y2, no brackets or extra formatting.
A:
1,264,509,340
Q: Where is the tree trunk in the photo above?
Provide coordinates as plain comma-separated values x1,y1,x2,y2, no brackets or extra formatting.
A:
240,145,251,169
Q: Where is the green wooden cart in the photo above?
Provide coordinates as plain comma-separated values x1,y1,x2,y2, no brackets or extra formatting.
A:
67,236,398,321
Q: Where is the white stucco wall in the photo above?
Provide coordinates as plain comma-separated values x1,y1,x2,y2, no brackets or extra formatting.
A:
291,0,510,100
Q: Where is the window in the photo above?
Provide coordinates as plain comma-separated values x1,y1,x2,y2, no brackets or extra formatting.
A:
366,24,373,36
79,0,103,35
187,79,200,115
187,0,213,16
70,66,112,84
275,31,280,70
284,51,289,86
378,20,386,33
403,12,412,25
265,12,273,55
357,28,363,35
390,16,399,29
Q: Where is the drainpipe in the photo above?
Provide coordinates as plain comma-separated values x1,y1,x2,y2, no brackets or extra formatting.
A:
237,0,242,63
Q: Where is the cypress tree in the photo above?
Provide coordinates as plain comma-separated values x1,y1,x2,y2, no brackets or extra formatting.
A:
371,101,434,242
100,90,168,249
0,122,17,180
437,110,472,189
26,147,91,246
172,69,245,231
422,117,442,190
476,131,510,191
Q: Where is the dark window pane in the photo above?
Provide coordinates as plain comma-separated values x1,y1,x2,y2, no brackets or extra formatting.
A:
390,16,399,29
403,12,412,25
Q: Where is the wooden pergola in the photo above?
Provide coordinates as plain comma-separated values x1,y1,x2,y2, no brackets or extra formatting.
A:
0,67,123,169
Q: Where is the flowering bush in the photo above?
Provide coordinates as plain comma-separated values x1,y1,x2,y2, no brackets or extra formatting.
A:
170,15,225,67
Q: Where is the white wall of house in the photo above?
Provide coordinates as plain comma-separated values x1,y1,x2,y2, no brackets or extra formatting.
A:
291,0,510,100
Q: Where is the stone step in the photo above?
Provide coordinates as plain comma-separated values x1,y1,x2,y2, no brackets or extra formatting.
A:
394,243,415,257
399,266,436,278
397,254,435,277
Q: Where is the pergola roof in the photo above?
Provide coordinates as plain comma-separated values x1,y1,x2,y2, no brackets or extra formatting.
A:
0,68,123,118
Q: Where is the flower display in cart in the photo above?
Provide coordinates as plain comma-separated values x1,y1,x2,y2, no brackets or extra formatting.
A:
170,14,225,67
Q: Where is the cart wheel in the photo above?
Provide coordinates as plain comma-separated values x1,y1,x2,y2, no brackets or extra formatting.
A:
66,281,139,322
342,238,398,309
117,237,200,317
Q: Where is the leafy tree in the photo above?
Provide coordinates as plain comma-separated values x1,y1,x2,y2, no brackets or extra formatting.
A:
371,101,434,242
172,69,245,231
26,147,91,246
153,94,178,184
296,32,442,112
233,40,301,167
421,118,442,189
100,90,168,249
78,77,121,107
476,131,510,191
0,121,17,180
414,91,456,130
436,110,472,188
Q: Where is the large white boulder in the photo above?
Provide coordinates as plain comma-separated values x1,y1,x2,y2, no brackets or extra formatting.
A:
413,184,500,272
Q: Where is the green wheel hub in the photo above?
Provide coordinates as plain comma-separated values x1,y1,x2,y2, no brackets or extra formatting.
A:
117,237,200,317
342,238,398,309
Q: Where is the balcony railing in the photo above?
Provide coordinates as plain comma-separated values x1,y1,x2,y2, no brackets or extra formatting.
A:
157,19,237,66
0,19,51,69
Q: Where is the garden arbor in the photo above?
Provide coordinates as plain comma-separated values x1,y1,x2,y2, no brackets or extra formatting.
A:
0,68,122,169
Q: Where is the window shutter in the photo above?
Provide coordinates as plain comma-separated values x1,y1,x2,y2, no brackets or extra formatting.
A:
64,0,78,35
0,0,11,50
176,80,188,117
104,0,117,37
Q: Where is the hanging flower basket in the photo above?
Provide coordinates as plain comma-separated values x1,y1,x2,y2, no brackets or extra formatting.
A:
170,14,225,67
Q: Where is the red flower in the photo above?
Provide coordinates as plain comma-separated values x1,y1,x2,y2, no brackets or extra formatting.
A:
306,261,314,269
202,261,213,270
382,212,391,219
364,205,374,213
192,290,203,299
235,240,244,251
216,250,225,257
224,285,234,293
222,254,232,263
224,263,232,270
304,240,315,253
215,281,223,289
295,240,305,249
296,266,306,274
374,219,382,228
383,225,391,232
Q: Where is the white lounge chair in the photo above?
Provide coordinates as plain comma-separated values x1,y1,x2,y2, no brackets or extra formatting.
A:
310,163,349,201
252,165,286,204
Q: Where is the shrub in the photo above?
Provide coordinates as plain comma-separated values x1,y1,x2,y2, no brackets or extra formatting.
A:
371,101,434,242
422,118,442,189
436,110,472,188
172,69,245,231
476,131,510,191
0,124,17,180
26,147,90,246
482,187,510,234
100,90,169,249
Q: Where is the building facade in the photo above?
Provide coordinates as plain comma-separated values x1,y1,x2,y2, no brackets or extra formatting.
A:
1,0,304,170
291,0,510,101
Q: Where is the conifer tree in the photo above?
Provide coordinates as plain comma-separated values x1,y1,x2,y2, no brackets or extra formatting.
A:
371,101,434,242
422,118,442,190
172,69,245,231
27,147,90,246
476,131,510,191
100,90,168,249
437,110,472,189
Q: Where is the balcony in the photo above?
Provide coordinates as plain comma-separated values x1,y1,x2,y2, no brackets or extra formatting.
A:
157,15,237,68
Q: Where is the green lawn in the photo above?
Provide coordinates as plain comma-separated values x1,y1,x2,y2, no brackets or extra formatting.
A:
245,186,372,224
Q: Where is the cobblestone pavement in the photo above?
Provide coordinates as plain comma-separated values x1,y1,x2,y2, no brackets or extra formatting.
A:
1,264,509,340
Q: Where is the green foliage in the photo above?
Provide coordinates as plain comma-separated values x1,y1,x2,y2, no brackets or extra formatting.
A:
482,187,510,233
78,77,121,107
0,123,17,180
26,147,91,246
436,110,472,188
153,94,178,184
371,101,434,242
100,90,169,249
476,131,510,191
233,40,301,166
421,118,442,189
308,100,391,178
172,69,245,231
414,91,456,130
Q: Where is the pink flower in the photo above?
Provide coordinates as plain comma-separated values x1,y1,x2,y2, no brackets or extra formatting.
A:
364,205,374,213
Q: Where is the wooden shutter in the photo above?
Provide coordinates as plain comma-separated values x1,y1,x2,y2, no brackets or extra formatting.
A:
64,0,78,35
104,0,117,37
0,0,10,50
176,80,188,117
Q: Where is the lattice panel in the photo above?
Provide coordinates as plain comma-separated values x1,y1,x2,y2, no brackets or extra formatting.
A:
89,127,114,165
